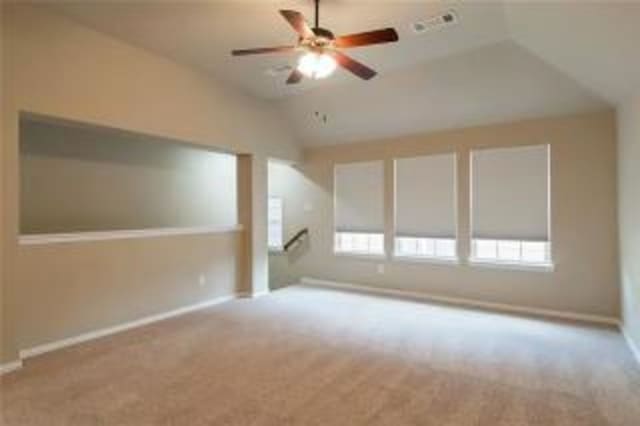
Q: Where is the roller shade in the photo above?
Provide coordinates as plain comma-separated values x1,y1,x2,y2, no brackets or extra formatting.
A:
334,161,384,233
472,144,550,240
395,153,456,238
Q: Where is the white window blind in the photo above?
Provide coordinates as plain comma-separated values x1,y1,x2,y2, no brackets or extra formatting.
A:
471,144,550,241
395,153,457,238
334,161,384,233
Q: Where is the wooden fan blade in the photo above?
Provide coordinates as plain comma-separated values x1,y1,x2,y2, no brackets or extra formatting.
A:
232,46,296,56
279,10,314,39
286,69,304,85
334,28,399,48
330,51,377,80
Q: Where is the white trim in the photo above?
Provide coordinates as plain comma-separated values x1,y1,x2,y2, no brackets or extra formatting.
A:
621,326,640,366
237,289,270,299
468,259,555,273
19,225,243,245
392,255,460,266
333,252,387,261
0,360,23,375
19,294,238,360
300,277,619,326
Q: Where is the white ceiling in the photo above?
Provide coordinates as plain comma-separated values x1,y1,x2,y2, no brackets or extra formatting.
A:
43,0,510,99
40,1,640,146
278,41,608,145
504,1,640,105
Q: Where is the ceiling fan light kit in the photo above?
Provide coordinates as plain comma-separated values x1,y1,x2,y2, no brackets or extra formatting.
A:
231,0,399,84
297,52,337,79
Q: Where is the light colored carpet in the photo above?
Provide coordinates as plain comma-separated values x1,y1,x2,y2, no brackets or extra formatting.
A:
2,284,639,425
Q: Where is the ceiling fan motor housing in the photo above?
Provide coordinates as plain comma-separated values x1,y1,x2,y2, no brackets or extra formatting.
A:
311,27,334,40
300,27,335,52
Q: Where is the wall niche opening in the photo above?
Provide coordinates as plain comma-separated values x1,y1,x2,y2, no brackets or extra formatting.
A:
19,114,238,236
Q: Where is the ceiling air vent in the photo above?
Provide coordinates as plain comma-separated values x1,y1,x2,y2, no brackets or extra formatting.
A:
265,64,293,77
412,10,458,34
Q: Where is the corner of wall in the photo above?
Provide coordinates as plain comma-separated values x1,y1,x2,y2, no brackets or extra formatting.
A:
617,95,640,363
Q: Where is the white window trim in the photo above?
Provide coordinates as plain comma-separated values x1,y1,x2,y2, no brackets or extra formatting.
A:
468,259,555,272
334,252,387,261
392,254,460,266
469,145,554,270
393,153,460,262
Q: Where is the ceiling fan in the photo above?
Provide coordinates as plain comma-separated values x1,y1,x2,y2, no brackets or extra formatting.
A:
231,0,399,84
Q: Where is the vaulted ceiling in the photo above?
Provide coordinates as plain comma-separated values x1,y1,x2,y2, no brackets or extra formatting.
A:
42,1,640,146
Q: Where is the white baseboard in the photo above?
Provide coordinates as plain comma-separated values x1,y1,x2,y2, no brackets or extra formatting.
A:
300,277,620,326
0,360,23,375
252,289,270,298
621,326,640,366
19,293,239,361
237,289,270,298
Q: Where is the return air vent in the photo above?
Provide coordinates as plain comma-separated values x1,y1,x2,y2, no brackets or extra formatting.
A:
412,10,458,34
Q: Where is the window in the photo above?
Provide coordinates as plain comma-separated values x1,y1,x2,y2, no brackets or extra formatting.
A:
334,232,384,256
395,237,457,259
473,239,551,264
268,197,283,250
334,161,385,256
471,145,551,266
394,154,457,260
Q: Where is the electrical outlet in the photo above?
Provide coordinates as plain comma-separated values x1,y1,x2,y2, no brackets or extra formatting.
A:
199,275,206,287
377,264,385,274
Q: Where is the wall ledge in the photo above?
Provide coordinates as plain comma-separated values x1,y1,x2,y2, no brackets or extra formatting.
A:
300,277,620,326
19,225,243,245
0,360,24,376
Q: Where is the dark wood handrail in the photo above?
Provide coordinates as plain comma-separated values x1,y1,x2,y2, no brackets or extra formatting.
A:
284,228,309,252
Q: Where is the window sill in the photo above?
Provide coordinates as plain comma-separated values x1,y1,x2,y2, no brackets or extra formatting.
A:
469,259,555,272
333,251,386,261
269,247,285,254
393,255,460,266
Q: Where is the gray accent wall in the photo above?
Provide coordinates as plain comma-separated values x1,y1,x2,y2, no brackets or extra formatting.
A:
20,118,237,234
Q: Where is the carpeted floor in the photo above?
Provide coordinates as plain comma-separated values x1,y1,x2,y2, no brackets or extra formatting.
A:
2,284,639,425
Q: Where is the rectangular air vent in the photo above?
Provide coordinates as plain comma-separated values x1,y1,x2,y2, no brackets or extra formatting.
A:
412,10,458,34
265,64,293,77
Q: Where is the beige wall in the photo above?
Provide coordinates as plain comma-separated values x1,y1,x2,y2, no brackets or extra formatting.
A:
1,5,299,363
618,95,640,351
238,154,270,296
272,111,620,317
14,232,241,354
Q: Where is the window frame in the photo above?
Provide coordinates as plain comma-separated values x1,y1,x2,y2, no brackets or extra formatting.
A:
333,161,386,258
469,144,553,270
393,153,459,262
